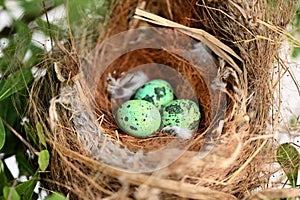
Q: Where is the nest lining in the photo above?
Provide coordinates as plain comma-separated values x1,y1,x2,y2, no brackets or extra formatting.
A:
65,25,229,173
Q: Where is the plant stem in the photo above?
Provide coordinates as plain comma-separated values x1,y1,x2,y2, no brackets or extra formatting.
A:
1,118,39,156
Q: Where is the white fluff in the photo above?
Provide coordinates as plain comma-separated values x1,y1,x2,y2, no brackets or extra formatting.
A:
107,70,148,99
161,126,193,139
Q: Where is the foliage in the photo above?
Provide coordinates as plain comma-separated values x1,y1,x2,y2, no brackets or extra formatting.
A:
276,143,300,188
292,2,300,57
45,193,68,200
0,0,110,199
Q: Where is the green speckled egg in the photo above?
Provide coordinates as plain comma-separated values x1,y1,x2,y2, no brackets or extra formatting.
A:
134,79,174,109
161,99,201,131
116,100,161,138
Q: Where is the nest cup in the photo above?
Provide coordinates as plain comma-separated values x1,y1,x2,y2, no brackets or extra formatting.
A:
80,27,226,158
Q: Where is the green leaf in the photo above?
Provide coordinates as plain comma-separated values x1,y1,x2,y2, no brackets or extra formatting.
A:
46,192,68,200
67,0,110,35
15,153,35,176
2,158,14,182
289,116,298,126
24,45,44,68
276,143,300,188
0,96,19,130
0,97,21,155
15,173,38,200
0,102,23,156
38,150,50,171
19,0,42,20
0,159,8,195
36,122,47,148
291,46,300,58
0,119,5,150
3,186,20,200
24,123,39,149
0,130,19,156
0,69,33,101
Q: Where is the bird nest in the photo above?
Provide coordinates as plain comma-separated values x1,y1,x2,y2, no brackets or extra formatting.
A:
29,0,298,199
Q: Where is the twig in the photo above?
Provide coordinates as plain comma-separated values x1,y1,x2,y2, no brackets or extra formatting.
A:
65,0,77,56
278,57,300,96
42,0,54,50
7,180,18,200
223,139,268,184
134,8,243,75
56,144,238,200
245,188,300,200
166,0,173,20
1,118,39,156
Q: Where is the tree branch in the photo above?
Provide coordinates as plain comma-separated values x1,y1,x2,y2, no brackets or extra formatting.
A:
2,118,39,156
